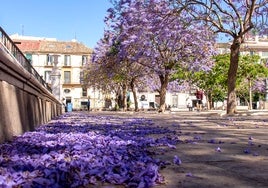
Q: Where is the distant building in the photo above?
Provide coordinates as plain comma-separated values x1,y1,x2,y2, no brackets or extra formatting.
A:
217,35,268,62
11,34,103,110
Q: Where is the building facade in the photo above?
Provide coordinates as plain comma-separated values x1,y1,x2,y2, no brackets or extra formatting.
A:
10,34,105,111
217,35,268,62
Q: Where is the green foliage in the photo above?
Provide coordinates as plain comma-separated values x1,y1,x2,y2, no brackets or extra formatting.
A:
236,54,268,100
172,53,268,103
237,54,266,80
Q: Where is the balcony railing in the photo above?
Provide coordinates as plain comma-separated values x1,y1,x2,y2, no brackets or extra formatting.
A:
0,27,52,92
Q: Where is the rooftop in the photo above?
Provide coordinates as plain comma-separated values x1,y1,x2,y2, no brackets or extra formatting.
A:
10,34,92,54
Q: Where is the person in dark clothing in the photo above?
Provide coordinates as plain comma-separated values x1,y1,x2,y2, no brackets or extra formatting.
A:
87,99,90,111
195,89,203,111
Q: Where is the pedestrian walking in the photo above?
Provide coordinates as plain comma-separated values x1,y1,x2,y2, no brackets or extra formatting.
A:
195,89,203,111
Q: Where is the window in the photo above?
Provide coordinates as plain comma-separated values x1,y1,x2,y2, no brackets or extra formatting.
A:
82,88,87,97
64,89,71,93
64,55,71,66
44,71,51,84
46,54,54,66
82,55,88,66
262,52,268,57
80,71,84,84
25,53,32,64
64,71,71,84
172,95,178,108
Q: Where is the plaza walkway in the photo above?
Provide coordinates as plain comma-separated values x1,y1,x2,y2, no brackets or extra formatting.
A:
0,110,267,187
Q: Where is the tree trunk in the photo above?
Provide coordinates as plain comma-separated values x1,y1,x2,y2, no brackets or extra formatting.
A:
158,74,169,112
130,79,138,111
227,38,241,114
207,91,213,110
122,83,127,111
248,78,252,110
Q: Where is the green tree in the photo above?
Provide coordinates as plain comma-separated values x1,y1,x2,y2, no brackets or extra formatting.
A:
192,54,229,109
236,54,268,109
177,54,268,110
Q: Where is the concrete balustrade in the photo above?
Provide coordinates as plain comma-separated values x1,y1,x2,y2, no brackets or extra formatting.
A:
0,42,62,143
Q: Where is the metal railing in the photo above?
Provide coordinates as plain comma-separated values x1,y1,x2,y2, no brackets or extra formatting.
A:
0,26,52,92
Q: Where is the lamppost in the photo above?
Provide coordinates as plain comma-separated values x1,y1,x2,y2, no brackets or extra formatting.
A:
50,55,61,101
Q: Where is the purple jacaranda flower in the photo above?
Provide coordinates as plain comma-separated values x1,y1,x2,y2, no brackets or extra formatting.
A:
248,141,254,146
186,172,193,177
167,144,176,149
208,139,216,144
193,135,202,140
173,155,182,165
244,148,251,154
215,147,221,152
0,112,183,187
33,177,54,186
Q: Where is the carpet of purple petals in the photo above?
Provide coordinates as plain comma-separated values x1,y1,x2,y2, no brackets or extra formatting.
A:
0,112,181,187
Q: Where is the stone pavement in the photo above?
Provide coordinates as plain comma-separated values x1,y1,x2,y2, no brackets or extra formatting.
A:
90,110,268,188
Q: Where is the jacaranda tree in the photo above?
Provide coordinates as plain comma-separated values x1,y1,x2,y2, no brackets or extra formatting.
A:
104,0,216,112
91,20,150,111
172,0,268,114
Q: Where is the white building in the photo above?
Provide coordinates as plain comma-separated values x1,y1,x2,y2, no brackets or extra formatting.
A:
11,34,104,111
217,35,268,62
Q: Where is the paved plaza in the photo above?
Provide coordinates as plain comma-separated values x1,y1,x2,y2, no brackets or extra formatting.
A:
85,110,268,188
72,110,268,187
1,110,268,187
144,110,268,188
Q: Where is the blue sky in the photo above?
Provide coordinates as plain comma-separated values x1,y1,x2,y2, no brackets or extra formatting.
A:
0,0,112,48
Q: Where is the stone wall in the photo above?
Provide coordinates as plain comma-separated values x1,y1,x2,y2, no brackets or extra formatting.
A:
0,45,62,143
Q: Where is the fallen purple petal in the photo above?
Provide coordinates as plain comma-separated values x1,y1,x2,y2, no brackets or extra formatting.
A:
244,148,251,154
215,147,221,152
193,135,202,140
173,155,182,165
0,113,178,187
248,141,254,146
208,139,216,144
186,172,193,177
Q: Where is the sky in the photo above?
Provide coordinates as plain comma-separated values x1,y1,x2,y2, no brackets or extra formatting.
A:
0,0,112,49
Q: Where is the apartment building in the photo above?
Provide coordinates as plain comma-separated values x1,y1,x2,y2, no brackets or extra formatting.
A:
10,34,103,110
217,35,268,62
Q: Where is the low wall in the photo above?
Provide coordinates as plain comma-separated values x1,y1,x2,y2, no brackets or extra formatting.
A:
0,43,62,143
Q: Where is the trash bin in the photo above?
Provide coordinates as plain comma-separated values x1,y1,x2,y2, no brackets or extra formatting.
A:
67,103,73,112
